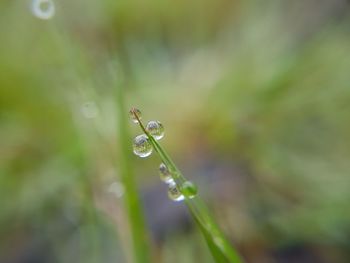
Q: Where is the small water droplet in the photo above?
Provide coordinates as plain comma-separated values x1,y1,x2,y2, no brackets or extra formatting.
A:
31,0,55,20
108,182,125,198
168,182,184,202
129,108,142,123
159,163,174,184
182,181,198,199
146,121,164,140
133,134,152,157
81,101,98,119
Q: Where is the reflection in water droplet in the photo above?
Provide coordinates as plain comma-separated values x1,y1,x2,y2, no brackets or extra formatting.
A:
81,101,98,119
129,108,142,123
146,121,164,140
182,181,198,199
31,0,55,20
108,182,125,198
168,182,184,202
159,163,174,184
133,134,152,157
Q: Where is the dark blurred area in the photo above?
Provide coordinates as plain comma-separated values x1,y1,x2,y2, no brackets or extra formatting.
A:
1,0,350,262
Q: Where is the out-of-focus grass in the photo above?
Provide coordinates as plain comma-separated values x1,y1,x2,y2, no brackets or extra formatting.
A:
115,69,152,263
1,0,350,262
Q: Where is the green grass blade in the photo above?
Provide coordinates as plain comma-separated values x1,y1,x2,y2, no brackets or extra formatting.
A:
115,91,151,263
131,109,243,263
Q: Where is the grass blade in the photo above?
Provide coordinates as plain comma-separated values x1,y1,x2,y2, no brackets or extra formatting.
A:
131,109,243,263
115,91,151,263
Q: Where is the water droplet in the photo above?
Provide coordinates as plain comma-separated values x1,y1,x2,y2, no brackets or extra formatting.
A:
31,0,55,20
181,181,198,199
81,101,98,119
108,182,125,198
129,108,142,123
146,121,164,140
133,134,152,157
159,163,174,184
168,183,184,202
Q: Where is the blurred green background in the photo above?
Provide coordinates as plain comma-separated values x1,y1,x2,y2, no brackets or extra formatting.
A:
1,0,350,262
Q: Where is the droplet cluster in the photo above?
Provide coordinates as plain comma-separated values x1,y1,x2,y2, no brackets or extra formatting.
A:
130,107,197,202
160,163,198,202
130,108,165,159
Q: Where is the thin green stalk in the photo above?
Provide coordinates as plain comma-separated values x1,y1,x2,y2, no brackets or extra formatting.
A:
115,94,151,263
131,109,243,263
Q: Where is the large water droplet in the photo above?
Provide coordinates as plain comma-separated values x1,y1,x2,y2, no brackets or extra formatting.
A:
129,108,142,123
31,0,55,20
133,134,152,157
146,121,164,140
168,183,184,202
182,181,197,199
159,163,174,184
81,101,98,119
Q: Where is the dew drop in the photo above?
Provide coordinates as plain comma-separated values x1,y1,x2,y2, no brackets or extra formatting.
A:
146,121,164,140
133,134,152,158
81,101,98,119
108,182,125,198
129,108,142,123
181,181,198,199
168,182,184,202
31,0,55,20
159,163,174,184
